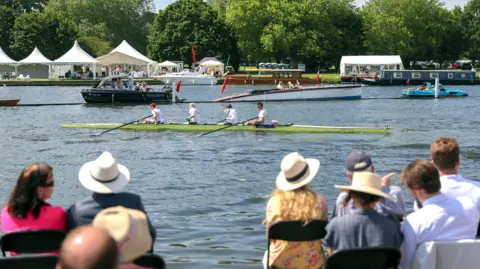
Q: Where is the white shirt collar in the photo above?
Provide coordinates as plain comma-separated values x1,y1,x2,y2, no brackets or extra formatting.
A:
422,193,448,207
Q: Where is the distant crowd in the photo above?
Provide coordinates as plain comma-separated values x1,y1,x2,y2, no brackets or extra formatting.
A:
0,137,479,269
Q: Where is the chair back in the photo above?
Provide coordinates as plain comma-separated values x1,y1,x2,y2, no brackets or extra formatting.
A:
0,254,58,269
267,220,328,268
412,239,480,269
133,253,166,269
0,230,66,256
324,247,401,269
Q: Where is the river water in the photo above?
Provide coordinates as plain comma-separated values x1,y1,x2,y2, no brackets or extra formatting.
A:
1,84,480,268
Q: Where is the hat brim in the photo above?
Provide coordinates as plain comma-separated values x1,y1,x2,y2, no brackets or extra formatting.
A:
276,159,320,191
335,185,391,200
78,161,130,194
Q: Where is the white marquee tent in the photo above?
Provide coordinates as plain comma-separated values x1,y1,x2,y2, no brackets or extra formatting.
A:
18,47,52,78
199,60,224,74
340,55,403,76
157,60,180,72
0,46,17,65
54,40,99,79
19,47,52,64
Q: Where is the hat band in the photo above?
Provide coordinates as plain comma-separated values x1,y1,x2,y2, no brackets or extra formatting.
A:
286,164,309,182
118,214,136,250
90,170,119,183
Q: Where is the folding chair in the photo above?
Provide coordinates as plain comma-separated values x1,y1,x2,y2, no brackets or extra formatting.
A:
324,246,401,269
267,220,328,268
0,230,66,256
0,254,58,269
133,253,166,269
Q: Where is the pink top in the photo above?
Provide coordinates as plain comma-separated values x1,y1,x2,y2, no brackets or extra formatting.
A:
1,205,67,254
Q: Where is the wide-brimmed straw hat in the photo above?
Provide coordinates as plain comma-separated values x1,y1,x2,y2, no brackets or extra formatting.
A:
78,152,130,194
335,171,390,199
93,206,152,262
276,152,320,191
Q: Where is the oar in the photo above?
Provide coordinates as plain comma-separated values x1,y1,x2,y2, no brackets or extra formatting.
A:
197,117,258,137
93,115,152,136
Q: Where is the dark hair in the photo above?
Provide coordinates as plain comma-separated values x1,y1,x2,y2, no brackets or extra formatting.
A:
343,190,381,207
430,137,459,170
257,102,263,107
8,163,52,219
401,160,441,194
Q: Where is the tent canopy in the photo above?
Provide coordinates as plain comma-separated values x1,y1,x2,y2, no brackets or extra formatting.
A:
19,47,52,65
340,55,403,75
158,60,179,67
97,40,155,65
197,57,224,65
54,40,98,64
0,46,17,65
199,60,224,67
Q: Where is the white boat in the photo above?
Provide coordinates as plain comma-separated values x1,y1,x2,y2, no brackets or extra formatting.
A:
153,69,217,85
213,85,362,102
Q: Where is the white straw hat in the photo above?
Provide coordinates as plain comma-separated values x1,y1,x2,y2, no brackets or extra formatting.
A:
276,152,320,191
78,152,130,194
93,206,152,262
335,171,390,199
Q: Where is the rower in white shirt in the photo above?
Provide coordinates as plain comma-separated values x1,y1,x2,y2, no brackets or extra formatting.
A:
223,104,238,125
246,102,267,125
400,160,479,269
186,103,201,124
145,103,164,124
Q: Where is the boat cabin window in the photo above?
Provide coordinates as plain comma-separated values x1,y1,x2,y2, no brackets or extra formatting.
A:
448,73,454,79
412,72,421,79
393,72,403,79
430,73,439,79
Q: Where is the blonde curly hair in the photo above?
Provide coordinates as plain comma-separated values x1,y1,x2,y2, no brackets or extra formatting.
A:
267,185,319,223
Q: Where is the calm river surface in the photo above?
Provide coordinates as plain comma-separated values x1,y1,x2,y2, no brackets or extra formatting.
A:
1,84,480,268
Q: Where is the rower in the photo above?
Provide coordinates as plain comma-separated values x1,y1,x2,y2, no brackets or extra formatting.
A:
186,103,201,124
246,102,267,125
144,103,164,124
223,104,238,125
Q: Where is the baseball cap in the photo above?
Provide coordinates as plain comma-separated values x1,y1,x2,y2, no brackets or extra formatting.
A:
346,152,373,172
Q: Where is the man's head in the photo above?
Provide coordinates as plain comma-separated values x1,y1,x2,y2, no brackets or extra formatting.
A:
430,137,460,172
257,102,263,111
346,152,374,179
57,226,119,269
401,160,441,207
149,103,156,110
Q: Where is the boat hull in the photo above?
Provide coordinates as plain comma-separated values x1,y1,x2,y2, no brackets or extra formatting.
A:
81,89,173,104
154,76,217,85
226,75,317,85
61,123,391,134
213,85,361,102
402,89,468,98
0,99,20,106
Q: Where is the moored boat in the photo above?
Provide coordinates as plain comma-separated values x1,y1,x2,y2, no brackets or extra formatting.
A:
152,69,217,85
362,70,478,85
81,74,184,104
402,83,468,98
226,69,317,85
212,85,361,102
61,123,391,134
0,99,20,106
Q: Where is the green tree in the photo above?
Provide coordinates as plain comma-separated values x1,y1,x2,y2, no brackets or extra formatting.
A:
462,0,480,61
362,0,456,65
207,0,228,18
45,0,155,54
0,0,47,13
148,0,239,70
10,11,78,59
0,6,15,54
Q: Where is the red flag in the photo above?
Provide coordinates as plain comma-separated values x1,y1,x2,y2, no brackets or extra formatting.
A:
191,44,196,65
315,71,321,84
176,80,182,92
220,76,230,95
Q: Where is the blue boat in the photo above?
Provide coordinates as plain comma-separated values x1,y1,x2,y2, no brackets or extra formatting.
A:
402,83,468,98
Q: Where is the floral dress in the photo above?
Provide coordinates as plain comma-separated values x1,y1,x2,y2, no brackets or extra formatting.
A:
265,194,328,269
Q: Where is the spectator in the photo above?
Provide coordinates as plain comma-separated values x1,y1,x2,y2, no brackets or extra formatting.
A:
331,152,405,221
400,160,478,269
263,152,328,269
1,163,66,254
66,152,156,244
324,171,402,255
57,226,119,269
93,206,152,269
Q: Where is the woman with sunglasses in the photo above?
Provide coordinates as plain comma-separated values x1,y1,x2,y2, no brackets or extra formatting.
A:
1,163,67,243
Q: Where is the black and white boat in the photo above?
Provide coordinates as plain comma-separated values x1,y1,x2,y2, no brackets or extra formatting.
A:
81,74,184,104
361,70,479,85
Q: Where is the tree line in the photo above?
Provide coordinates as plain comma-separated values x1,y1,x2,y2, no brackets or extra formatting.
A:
1,0,480,71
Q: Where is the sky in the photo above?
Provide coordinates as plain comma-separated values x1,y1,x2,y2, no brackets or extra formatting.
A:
154,0,468,10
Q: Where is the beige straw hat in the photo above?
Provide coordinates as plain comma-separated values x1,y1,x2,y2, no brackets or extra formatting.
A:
93,206,152,262
335,171,390,199
276,152,320,191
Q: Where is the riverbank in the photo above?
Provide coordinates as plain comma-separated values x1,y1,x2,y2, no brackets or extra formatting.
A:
0,74,342,87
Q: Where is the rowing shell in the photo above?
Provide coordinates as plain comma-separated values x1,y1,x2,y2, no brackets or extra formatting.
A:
61,123,392,134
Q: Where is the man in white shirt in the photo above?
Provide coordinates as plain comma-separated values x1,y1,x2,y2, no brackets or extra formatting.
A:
223,104,238,125
400,160,479,269
246,102,267,125
144,103,164,124
186,103,200,124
